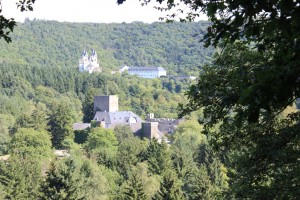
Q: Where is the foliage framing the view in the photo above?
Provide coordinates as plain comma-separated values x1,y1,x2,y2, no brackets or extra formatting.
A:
120,0,300,199
0,0,299,199
0,0,36,42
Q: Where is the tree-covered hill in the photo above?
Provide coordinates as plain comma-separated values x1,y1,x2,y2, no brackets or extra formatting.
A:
0,19,228,199
0,19,213,75
0,20,207,145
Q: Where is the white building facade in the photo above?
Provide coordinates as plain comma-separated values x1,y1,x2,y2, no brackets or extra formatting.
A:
124,66,166,78
79,49,101,73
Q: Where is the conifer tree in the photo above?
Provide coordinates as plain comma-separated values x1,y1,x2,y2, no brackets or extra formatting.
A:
145,139,172,175
48,103,74,149
0,156,42,199
196,143,228,193
116,137,148,178
182,165,215,200
123,172,147,200
28,102,49,131
82,88,97,123
40,159,85,200
154,169,184,200
0,114,13,155
40,157,109,200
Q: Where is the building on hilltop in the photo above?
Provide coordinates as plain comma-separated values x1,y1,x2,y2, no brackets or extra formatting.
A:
93,95,143,134
146,113,183,134
119,66,167,78
92,95,161,140
73,95,182,142
79,49,101,73
93,111,143,129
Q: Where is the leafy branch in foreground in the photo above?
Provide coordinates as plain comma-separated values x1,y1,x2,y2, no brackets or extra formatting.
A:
0,0,36,42
178,41,300,199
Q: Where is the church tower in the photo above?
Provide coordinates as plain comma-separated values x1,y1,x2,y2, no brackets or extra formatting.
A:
79,49,89,72
78,49,101,73
89,49,98,66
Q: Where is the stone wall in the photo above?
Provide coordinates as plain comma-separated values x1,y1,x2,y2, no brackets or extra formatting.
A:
146,113,181,134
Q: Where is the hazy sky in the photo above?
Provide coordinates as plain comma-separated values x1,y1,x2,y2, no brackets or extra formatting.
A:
1,0,206,23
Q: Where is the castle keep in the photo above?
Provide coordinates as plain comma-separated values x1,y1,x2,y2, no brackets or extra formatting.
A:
94,95,119,113
74,95,182,141
93,95,160,140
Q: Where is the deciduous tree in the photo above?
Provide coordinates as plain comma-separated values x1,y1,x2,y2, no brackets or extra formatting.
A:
0,0,36,42
9,127,52,160
114,125,134,143
118,1,300,198
85,127,118,168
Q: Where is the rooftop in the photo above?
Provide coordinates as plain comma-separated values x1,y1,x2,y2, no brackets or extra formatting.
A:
94,111,144,128
128,66,165,71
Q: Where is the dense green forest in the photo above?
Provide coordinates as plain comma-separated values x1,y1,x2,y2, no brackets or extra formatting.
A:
0,122,228,199
0,48,227,199
0,20,214,75
0,63,191,120
0,27,217,198
0,19,228,199
1,0,299,197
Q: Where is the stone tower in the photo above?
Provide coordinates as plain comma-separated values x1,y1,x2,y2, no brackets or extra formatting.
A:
142,122,159,140
94,95,119,113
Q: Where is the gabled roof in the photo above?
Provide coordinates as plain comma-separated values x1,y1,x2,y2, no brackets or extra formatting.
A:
93,111,143,128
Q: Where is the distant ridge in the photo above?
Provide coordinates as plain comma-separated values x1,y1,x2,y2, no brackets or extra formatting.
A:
0,20,214,76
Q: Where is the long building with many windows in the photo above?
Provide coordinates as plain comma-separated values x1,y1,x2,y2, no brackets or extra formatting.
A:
120,66,167,78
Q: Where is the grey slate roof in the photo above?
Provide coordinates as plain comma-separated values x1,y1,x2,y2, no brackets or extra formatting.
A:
128,66,162,71
93,111,144,128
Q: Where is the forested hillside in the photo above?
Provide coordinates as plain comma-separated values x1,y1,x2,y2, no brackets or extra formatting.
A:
0,19,228,199
0,20,212,134
0,19,213,75
0,60,227,199
1,0,298,198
